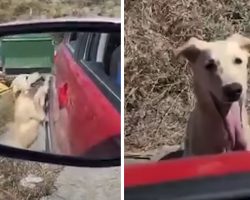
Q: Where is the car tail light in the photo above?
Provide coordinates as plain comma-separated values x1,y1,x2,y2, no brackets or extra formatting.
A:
58,83,68,109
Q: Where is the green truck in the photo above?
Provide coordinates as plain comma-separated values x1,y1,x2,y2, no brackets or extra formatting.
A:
0,33,55,74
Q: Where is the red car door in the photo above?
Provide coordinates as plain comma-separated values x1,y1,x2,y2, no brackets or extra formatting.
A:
50,31,121,159
49,32,81,154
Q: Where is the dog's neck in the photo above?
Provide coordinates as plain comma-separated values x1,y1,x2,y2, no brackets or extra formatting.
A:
193,81,219,114
193,80,247,151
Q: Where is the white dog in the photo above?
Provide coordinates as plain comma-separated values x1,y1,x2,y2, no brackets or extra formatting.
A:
175,33,250,156
3,72,49,149
10,72,41,97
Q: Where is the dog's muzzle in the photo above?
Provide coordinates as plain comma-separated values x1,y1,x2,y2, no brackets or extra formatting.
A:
222,82,242,102
30,76,45,88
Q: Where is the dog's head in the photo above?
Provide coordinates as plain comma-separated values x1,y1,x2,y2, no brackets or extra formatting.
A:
175,34,250,104
11,74,30,97
11,72,45,98
30,74,45,89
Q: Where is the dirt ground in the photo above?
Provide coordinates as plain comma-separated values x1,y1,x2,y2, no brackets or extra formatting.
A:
125,0,250,153
0,0,120,199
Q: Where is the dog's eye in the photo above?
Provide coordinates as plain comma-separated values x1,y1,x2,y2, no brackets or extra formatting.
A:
205,60,217,71
234,57,242,64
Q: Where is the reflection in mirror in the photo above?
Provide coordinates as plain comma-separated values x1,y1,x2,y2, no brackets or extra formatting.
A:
0,31,121,161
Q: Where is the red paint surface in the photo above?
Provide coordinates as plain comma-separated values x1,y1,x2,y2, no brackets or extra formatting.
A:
51,42,120,158
58,83,68,109
125,152,250,188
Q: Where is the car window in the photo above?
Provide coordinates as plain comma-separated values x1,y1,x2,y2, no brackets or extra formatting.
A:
103,33,120,75
80,32,121,99
67,32,78,52
109,45,121,87
81,33,103,68
74,33,90,61
85,33,100,62
82,32,120,85
105,34,121,88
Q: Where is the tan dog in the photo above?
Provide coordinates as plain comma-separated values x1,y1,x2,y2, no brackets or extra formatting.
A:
10,72,41,97
4,73,49,149
175,33,250,156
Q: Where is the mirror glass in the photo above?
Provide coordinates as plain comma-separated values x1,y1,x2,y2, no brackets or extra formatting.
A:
0,31,121,160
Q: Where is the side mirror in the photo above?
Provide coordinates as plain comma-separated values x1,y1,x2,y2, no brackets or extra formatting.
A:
0,18,121,167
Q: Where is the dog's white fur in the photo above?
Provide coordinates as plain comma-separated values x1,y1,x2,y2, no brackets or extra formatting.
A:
175,33,250,156
11,72,41,96
6,92,45,148
4,72,49,149
11,74,29,95
34,74,50,108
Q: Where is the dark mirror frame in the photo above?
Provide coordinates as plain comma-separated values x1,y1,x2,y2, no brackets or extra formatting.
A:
0,17,121,167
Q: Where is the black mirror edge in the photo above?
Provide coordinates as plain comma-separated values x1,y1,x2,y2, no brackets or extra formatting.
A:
0,19,121,36
0,144,121,167
0,18,121,167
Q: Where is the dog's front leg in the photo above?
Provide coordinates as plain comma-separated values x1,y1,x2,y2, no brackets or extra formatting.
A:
34,89,47,109
31,102,46,122
33,88,48,122
36,108,46,122
31,111,45,122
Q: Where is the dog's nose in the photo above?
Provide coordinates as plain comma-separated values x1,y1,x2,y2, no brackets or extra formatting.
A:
223,83,242,101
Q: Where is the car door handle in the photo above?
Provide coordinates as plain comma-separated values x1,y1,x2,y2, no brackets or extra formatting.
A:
58,83,68,109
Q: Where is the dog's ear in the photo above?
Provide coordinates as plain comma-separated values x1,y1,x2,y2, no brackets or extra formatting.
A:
227,33,250,53
174,37,208,63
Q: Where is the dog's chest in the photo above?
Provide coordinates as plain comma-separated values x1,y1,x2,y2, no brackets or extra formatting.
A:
189,111,231,154
14,96,36,121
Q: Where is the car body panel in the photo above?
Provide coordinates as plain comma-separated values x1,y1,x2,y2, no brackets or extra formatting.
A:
50,29,120,159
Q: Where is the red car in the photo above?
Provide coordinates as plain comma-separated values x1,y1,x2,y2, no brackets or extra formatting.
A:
125,152,250,199
46,28,121,160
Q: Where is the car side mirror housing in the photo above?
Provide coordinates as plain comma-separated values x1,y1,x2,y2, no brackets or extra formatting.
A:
0,18,121,167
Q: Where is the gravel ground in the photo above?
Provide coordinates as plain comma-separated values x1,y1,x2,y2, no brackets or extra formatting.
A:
41,167,120,200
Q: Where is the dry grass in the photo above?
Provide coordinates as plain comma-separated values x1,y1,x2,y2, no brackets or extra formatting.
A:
125,0,250,153
0,158,62,200
0,0,120,22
